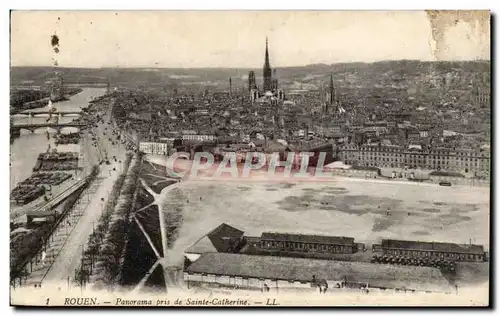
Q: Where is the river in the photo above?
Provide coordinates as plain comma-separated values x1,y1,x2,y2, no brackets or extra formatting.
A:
10,88,106,189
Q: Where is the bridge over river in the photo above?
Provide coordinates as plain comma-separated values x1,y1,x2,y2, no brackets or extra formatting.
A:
11,121,87,134
15,110,83,117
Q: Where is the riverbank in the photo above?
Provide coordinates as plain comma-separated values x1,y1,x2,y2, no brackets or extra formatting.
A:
11,88,106,184
10,88,108,220
10,166,99,287
10,150,82,218
10,177,80,222
10,88,83,114
11,172,73,205
10,89,130,287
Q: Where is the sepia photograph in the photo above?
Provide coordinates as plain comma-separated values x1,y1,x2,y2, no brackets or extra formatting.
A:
8,10,491,307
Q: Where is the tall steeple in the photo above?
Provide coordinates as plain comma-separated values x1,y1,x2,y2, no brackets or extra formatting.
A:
263,37,273,91
265,37,270,67
329,74,335,102
329,73,335,110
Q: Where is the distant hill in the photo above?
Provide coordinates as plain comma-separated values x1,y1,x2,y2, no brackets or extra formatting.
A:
11,60,490,88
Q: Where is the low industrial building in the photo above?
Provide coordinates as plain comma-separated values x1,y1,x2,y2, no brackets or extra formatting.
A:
258,232,358,254
184,223,245,263
185,224,366,263
374,239,486,262
184,252,453,293
182,224,479,294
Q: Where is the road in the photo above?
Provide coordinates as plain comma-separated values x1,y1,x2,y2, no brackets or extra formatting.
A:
42,97,129,283
23,178,101,286
43,163,121,283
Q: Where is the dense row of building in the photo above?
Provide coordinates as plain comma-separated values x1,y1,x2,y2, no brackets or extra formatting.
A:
337,143,490,178
111,38,490,181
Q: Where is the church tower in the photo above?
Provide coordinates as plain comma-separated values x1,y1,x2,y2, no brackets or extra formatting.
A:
328,73,335,113
263,37,273,92
248,71,256,91
272,69,278,91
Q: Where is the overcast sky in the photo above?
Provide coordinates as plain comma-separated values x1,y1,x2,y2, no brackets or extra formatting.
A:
10,11,490,68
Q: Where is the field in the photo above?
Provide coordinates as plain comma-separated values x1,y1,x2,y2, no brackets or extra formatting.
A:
160,177,490,268
135,155,490,288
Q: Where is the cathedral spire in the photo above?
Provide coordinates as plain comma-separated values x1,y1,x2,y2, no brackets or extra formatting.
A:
263,37,272,91
329,73,335,105
265,37,270,68
324,73,334,114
